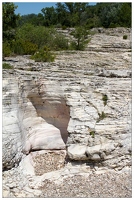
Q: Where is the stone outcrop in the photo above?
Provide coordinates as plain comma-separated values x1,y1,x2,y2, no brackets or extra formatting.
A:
2,28,131,197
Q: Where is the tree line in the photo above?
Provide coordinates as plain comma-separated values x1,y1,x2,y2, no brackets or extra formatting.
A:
18,2,131,28
2,2,131,61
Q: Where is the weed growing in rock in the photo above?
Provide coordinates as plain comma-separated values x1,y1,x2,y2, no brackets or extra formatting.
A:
3,63,13,69
123,35,128,39
97,112,106,122
90,131,95,138
102,94,108,106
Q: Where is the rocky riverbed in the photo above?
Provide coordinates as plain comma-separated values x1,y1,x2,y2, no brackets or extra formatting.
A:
2,27,132,197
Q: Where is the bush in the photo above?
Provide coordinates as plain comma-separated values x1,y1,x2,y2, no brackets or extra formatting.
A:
16,24,54,50
16,24,68,51
62,25,67,30
3,63,13,69
12,39,38,55
30,46,55,62
109,22,120,28
3,42,11,57
55,23,62,28
123,35,128,39
52,34,69,50
70,41,86,50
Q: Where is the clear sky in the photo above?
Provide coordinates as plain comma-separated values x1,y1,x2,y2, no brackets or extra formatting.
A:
14,2,57,15
14,2,96,16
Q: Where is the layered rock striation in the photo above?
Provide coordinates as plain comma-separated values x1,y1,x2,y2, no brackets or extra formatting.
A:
3,28,131,173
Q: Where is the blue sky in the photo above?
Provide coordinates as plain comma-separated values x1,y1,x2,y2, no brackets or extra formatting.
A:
14,2,96,16
14,2,57,15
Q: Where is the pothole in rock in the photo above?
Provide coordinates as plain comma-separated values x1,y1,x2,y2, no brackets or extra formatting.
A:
28,95,70,144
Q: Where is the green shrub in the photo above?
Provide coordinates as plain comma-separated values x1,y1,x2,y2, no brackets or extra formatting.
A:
12,39,38,55
55,23,62,28
3,42,11,57
15,24,69,52
123,35,127,39
70,41,86,51
12,39,25,55
52,34,69,50
30,46,55,62
3,63,13,69
90,131,95,138
22,41,38,55
97,112,106,122
109,22,118,28
62,25,67,30
16,24,54,50
102,94,108,106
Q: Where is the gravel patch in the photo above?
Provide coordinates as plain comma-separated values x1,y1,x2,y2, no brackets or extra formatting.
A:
39,171,132,198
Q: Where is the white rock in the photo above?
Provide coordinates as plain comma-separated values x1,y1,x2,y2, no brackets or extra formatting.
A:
22,117,65,154
67,144,87,160
2,27,131,172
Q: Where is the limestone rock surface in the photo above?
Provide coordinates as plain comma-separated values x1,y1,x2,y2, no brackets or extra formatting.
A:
22,117,65,154
2,27,132,197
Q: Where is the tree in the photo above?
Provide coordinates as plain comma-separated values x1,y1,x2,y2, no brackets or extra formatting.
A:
18,13,45,27
73,3,89,25
95,2,131,28
41,6,57,26
56,3,70,27
70,26,89,50
3,2,20,41
64,3,89,26
117,3,131,27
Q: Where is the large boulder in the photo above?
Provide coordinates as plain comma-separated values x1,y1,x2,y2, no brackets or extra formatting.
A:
22,117,66,154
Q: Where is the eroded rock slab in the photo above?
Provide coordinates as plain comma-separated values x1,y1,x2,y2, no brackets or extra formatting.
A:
22,117,66,154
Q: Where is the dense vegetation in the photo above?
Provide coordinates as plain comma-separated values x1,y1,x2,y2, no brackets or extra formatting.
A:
18,2,131,28
3,2,131,61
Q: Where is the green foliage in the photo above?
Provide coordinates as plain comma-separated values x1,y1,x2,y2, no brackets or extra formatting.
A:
3,3,20,41
2,3,20,58
30,46,55,62
95,3,131,28
18,13,44,26
17,3,131,28
117,3,131,27
55,23,62,28
41,6,57,26
52,33,69,50
102,94,108,106
16,23,52,49
15,24,69,52
3,42,11,57
3,63,13,69
62,25,67,30
90,131,95,138
12,39,38,55
109,22,119,28
123,35,128,40
97,3,122,28
2,3,131,58
97,112,106,122
70,26,89,50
